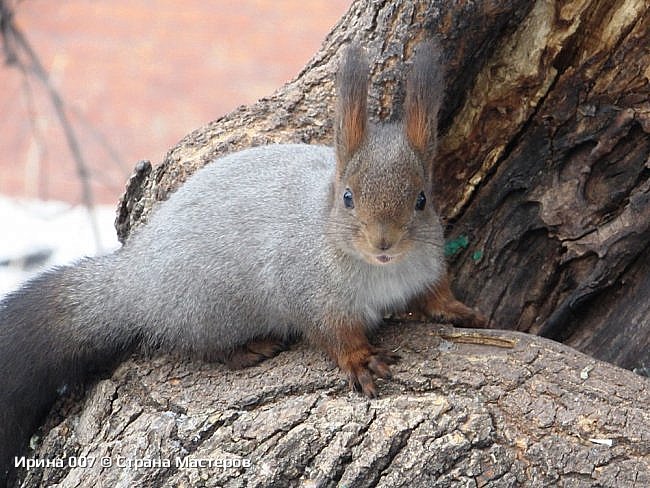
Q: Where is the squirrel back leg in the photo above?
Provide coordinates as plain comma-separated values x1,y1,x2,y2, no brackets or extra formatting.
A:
309,318,400,398
217,337,288,369
411,275,488,328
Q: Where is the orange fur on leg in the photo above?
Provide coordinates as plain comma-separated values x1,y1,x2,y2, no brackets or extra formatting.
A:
309,317,399,397
411,274,487,328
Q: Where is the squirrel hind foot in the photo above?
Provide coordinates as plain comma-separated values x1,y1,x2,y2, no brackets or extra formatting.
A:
220,337,288,369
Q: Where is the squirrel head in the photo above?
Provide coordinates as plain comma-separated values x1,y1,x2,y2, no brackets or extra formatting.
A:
330,41,445,266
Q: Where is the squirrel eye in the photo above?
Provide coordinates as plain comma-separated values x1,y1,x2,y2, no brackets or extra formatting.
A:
343,189,355,209
415,191,426,211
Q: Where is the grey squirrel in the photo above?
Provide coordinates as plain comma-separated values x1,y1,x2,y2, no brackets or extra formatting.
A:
0,41,485,486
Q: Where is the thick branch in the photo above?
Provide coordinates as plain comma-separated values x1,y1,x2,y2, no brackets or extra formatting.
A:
19,324,650,487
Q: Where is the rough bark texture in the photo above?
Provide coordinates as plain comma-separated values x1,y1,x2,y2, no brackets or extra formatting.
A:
17,0,650,486
442,0,650,372
18,325,650,487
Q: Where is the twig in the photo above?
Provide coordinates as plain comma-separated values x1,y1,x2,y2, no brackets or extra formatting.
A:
1,0,104,251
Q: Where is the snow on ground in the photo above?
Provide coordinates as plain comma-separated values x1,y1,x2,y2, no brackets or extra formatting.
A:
0,196,120,297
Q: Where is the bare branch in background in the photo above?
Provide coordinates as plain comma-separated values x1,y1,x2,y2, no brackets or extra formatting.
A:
1,0,106,251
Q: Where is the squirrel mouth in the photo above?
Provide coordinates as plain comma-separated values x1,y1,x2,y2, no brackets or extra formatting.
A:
375,254,395,264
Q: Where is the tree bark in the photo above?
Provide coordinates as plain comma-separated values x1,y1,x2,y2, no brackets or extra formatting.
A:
18,325,650,487
17,0,650,486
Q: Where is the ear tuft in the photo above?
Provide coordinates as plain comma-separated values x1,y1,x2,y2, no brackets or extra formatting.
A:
405,40,445,160
335,44,369,168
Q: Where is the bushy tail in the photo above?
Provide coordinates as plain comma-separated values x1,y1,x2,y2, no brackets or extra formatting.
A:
0,256,138,486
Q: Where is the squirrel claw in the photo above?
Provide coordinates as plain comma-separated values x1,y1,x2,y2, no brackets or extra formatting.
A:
344,349,400,398
350,368,377,398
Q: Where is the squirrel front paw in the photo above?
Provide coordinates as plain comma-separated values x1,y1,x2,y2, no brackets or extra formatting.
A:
338,346,400,398
312,319,401,397
431,303,487,329
412,276,489,329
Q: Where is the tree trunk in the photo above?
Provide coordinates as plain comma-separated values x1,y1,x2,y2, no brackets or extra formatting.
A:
17,1,649,486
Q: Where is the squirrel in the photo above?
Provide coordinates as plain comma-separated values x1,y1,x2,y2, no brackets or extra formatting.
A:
0,41,485,486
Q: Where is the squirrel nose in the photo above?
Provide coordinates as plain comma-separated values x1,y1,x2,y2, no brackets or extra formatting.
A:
366,223,402,253
377,238,392,251
368,229,396,252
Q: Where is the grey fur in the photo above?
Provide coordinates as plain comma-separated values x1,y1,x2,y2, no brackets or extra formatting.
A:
120,143,444,346
0,41,446,486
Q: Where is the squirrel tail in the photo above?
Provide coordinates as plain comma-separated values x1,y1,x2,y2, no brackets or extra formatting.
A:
0,255,138,486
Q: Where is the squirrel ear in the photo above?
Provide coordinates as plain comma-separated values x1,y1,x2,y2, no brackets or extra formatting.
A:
335,44,369,168
404,40,445,161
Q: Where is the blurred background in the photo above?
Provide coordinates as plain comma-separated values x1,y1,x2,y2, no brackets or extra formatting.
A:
0,0,350,295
